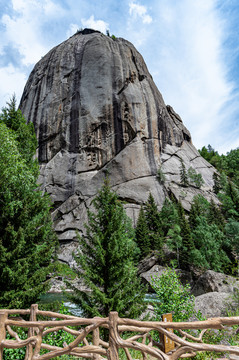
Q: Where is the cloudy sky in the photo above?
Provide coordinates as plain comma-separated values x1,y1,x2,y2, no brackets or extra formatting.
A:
1,0,239,154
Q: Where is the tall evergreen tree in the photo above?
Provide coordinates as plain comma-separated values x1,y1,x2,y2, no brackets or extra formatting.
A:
180,159,189,187
189,195,210,230
191,216,230,272
135,206,150,258
159,198,179,236
177,202,194,270
208,199,225,231
67,180,146,318
0,96,38,173
219,179,239,220
144,193,163,252
213,172,221,194
0,119,57,308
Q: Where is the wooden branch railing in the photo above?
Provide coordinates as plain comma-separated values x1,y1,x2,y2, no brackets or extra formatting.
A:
1,304,239,359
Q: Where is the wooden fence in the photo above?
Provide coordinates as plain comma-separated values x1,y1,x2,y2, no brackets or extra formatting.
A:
1,304,239,359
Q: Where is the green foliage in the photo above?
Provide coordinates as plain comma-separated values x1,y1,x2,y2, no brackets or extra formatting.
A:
187,167,204,188
218,178,239,221
213,172,221,194
3,304,77,360
150,268,196,322
4,327,27,359
177,202,194,270
0,102,58,308
179,159,189,187
189,195,210,229
159,198,179,236
199,145,239,188
67,180,146,319
191,216,230,272
198,144,222,170
54,261,77,280
144,193,163,252
135,206,150,258
157,167,165,184
167,225,182,268
0,96,38,175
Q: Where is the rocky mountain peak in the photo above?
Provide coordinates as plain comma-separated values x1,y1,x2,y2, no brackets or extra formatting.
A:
19,30,217,259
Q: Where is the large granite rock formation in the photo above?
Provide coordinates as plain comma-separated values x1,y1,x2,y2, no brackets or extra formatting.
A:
19,29,218,263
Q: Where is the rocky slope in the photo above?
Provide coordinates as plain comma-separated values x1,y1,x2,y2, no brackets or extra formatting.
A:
19,29,218,264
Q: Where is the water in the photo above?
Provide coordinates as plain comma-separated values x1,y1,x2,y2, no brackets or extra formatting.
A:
40,292,159,316
40,293,83,316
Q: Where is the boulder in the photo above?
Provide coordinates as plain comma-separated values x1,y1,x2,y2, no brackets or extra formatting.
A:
140,265,193,292
192,270,239,296
194,292,232,318
137,252,160,275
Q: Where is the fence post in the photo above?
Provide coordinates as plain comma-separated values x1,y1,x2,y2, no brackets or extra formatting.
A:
0,311,7,360
25,304,38,360
92,326,100,360
107,312,119,360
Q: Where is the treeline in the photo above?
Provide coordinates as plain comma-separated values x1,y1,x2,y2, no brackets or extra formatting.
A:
199,144,239,187
135,173,239,275
0,98,57,308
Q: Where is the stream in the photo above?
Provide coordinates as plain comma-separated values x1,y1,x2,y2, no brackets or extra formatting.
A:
40,292,159,316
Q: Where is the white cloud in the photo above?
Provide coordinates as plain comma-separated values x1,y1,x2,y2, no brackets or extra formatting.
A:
143,0,236,153
0,65,27,109
0,0,66,108
81,15,109,34
1,0,64,66
67,23,79,38
129,1,152,24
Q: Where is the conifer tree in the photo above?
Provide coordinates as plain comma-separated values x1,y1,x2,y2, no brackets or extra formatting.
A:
189,195,210,230
0,119,57,308
67,180,146,318
191,216,230,272
135,206,150,258
208,199,225,231
144,193,163,252
187,167,204,189
213,172,221,194
159,198,179,236
177,202,194,270
0,96,38,173
180,159,189,187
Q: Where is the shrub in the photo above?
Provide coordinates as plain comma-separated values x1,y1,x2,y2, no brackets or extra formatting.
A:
150,267,196,322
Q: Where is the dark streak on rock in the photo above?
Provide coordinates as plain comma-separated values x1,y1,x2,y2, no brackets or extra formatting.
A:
69,39,86,153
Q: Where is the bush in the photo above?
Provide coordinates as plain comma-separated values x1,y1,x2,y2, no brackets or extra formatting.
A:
150,267,196,322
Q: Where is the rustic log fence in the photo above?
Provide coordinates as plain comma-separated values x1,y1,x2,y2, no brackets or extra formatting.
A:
1,304,239,359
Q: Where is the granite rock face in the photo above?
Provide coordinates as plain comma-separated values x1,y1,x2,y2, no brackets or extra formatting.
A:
19,29,218,262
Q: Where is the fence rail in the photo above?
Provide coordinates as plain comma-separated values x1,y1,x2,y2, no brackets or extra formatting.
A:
1,304,239,359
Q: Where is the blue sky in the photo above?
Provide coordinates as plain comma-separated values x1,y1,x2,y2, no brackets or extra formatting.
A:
1,0,239,154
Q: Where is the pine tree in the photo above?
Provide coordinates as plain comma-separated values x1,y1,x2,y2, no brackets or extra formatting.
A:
0,96,38,173
208,199,225,231
177,202,194,270
219,179,239,220
189,195,210,230
159,198,179,236
187,167,204,189
135,206,150,258
144,193,163,252
0,120,57,308
191,216,230,272
213,172,221,194
67,180,146,318
180,159,189,187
